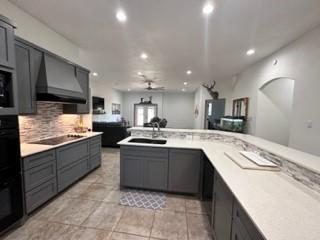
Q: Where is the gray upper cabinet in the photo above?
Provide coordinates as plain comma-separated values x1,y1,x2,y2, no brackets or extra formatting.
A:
15,39,42,114
168,149,201,194
63,67,90,114
0,19,15,69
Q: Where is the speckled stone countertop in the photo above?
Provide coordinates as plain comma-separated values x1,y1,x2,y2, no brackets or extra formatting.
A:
129,127,320,175
20,132,103,158
118,136,320,240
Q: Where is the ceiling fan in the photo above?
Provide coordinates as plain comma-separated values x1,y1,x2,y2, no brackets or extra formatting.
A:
140,74,165,91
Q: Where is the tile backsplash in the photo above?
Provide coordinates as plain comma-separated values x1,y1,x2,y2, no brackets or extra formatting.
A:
19,102,81,143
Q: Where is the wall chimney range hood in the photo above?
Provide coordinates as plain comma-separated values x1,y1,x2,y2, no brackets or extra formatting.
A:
36,54,86,104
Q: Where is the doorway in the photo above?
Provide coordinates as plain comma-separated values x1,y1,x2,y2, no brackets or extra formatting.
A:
134,104,158,127
204,99,226,129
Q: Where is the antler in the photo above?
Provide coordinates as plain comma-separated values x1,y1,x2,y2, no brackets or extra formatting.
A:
202,81,216,90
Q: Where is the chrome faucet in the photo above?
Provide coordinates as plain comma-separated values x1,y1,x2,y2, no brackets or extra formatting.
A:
152,122,161,138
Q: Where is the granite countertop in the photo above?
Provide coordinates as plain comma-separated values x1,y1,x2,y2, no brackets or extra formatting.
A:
118,136,320,240
129,127,320,175
20,132,103,158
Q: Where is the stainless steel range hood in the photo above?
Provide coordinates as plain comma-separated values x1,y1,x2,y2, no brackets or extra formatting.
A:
36,53,86,104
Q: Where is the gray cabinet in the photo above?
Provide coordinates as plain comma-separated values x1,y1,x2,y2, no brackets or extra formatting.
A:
15,39,42,114
63,67,90,114
89,136,102,170
213,173,234,240
120,146,168,190
57,140,90,192
168,149,201,194
0,19,15,69
231,219,252,240
22,150,57,214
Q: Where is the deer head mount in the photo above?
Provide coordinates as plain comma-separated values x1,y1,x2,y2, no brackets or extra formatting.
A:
202,81,219,100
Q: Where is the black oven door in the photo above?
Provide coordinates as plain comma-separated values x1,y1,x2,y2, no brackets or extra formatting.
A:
0,129,21,173
0,174,23,233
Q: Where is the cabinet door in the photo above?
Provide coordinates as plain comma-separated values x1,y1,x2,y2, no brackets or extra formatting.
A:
213,174,234,240
120,155,144,188
168,149,201,193
143,157,168,190
15,40,42,114
0,21,15,69
231,219,252,240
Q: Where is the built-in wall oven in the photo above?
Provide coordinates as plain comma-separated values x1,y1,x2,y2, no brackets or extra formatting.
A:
0,116,23,234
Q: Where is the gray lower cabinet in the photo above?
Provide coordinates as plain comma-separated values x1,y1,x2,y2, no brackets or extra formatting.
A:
22,136,102,214
168,149,201,194
120,146,168,190
89,136,102,170
23,150,57,214
15,39,42,114
57,140,90,192
213,173,234,240
231,219,252,240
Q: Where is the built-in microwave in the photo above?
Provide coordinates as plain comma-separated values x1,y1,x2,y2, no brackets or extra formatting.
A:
0,70,13,109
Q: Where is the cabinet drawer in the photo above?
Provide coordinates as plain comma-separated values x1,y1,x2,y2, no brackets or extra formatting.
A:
233,200,265,240
57,158,89,192
25,178,57,214
24,160,56,192
121,146,168,159
90,153,101,170
90,136,101,146
57,140,89,169
23,150,56,170
90,139,101,157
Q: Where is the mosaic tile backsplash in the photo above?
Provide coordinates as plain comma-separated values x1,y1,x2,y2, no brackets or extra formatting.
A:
130,129,320,195
19,102,81,143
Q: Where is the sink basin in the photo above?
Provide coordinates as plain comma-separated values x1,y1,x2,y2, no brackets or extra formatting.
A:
129,138,167,145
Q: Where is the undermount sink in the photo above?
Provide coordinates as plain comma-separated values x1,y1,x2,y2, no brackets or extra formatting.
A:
129,138,167,145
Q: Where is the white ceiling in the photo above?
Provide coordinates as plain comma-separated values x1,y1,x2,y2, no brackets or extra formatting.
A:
10,0,320,92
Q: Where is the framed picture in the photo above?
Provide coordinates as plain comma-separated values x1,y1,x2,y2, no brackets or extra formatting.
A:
112,103,121,115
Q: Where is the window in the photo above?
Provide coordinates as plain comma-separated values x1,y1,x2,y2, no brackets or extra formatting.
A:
134,104,158,126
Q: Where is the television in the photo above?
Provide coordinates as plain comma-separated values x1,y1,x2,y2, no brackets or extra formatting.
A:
92,96,105,114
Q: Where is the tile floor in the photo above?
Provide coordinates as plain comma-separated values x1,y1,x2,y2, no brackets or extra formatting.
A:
4,148,213,240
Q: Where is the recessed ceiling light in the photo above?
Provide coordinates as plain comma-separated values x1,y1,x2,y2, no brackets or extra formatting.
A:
186,70,192,75
92,72,98,77
184,82,188,86
138,72,143,76
116,10,127,22
127,88,131,91
140,53,148,59
246,49,255,56
202,3,214,15
182,88,186,92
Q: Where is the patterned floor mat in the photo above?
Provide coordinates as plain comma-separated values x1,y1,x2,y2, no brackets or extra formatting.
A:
120,189,166,210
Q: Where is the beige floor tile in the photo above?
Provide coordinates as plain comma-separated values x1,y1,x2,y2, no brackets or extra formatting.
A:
49,198,100,225
115,207,155,237
186,199,207,215
163,194,186,212
187,213,213,240
82,203,124,231
110,232,149,240
81,173,103,183
80,183,114,201
103,190,121,203
151,210,188,240
62,181,93,199
68,226,112,240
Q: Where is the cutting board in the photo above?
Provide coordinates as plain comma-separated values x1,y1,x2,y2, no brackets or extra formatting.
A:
224,151,280,171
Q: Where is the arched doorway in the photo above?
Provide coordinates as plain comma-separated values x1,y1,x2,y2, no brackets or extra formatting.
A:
256,78,295,146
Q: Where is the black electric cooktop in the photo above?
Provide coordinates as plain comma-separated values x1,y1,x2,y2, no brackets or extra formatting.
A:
30,134,84,145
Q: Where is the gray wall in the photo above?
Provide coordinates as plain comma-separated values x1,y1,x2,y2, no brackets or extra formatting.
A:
122,92,194,129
